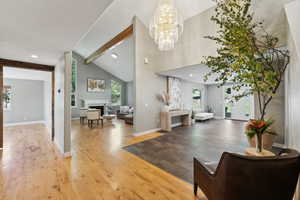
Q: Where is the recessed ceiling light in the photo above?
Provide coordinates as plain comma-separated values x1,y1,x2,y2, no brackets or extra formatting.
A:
189,74,193,77
111,53,118,59
31,54,39,59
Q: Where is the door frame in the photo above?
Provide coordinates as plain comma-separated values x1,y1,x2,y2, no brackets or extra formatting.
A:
0,58,55,149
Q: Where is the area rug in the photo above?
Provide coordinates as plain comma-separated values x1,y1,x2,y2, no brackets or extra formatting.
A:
123,120,249,183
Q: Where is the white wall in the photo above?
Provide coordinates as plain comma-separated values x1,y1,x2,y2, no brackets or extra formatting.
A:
126,81,134,106
134,17,166,134
64,52,72,155
4,78,45,124
285,1,300,199
285,0,300,151
155,0,290,72
55,55,65,153
54,52,72,155
207,85,224,119
44,78,52,135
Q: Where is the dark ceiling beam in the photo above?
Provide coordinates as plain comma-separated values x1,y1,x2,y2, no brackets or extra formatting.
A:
0,58,55,72
84,24,133,64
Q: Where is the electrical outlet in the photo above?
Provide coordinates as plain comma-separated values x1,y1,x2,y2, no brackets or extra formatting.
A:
144,58,149,64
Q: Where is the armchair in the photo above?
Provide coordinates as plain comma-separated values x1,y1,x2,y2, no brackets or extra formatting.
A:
87,110,103,128
117,106,134,119
194,149,300,200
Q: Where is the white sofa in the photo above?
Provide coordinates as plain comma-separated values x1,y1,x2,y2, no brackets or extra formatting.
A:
195,112,214,121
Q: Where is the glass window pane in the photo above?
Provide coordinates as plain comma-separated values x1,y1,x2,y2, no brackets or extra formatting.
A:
71,58,77,108
71,94,76,107
71,59,77,93
111,80,122,105
192,88,201,110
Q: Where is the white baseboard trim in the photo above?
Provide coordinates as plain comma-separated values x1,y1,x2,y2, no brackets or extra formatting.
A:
54,139,72,158
134,123,185,136
64,152,72,158
214,116,225,120
72,117,80,120
4,121,46,127
133,128,161,136
171,123,182,128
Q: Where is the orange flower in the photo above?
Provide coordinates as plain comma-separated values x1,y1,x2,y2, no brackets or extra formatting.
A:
248,120,266,129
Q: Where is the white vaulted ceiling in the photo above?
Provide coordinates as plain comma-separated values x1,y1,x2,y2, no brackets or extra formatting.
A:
75,0,216,58
93,36,134,82
0,0,215,75
0,0,114,65
74,0,216,82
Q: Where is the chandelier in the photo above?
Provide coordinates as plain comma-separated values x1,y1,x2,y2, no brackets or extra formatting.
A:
149,0,183,51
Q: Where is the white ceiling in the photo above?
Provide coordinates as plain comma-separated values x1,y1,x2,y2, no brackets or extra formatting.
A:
74,0,215,82
0,0,114,65
94,36,134,82
158,64,220,85
4,67,51,81
75,0,215,57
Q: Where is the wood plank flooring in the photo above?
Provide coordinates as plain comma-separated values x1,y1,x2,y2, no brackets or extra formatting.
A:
0,120,206,200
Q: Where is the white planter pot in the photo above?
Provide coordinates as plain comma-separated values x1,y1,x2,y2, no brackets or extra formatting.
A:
247,133,275,151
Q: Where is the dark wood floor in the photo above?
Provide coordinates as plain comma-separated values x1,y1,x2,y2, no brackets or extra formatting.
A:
124,119,250,183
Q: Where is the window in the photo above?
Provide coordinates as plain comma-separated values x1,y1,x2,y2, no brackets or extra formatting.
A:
192,88,201,110
71,58,77,108
3,86,12,110
111,80,122,105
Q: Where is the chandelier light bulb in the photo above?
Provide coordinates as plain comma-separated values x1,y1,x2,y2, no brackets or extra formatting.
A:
149,0,183,51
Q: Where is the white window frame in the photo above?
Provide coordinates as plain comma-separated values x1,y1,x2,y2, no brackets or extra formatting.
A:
192,88,202,111
111,80,122,106
71,58,78,108
3,86,12,111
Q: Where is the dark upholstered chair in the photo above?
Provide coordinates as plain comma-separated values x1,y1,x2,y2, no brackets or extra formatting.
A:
194,149,300,200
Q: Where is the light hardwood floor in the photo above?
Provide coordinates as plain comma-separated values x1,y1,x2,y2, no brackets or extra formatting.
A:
0,120,206,200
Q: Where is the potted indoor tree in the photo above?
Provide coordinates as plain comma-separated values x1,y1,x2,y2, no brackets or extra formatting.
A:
203,0,290,152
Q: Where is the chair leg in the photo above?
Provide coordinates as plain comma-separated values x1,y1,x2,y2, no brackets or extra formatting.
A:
194,183,198,196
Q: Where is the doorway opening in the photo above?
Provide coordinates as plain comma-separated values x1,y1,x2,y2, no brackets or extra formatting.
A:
0,59,55,149
71,25,134,137
224,85,254,121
